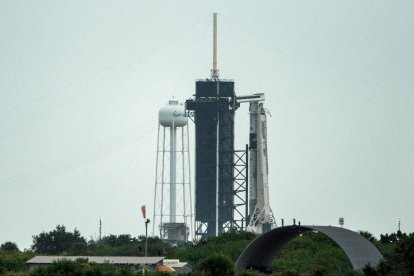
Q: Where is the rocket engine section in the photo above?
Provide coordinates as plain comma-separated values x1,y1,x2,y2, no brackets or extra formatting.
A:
247,101,276,234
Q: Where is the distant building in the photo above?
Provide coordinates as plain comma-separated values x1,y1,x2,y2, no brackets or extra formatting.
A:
162,259,192,274
26,256,165,272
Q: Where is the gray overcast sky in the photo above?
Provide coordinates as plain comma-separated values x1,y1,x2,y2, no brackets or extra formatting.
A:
1,1,413,250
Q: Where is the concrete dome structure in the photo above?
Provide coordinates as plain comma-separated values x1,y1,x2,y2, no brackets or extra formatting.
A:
235,225,383,272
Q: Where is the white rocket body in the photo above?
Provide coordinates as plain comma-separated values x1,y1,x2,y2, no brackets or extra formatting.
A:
247,101,275,234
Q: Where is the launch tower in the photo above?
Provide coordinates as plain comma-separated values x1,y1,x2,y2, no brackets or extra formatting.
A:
186,80,237,237
186,14,246,238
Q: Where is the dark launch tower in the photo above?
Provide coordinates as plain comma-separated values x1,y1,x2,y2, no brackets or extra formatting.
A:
186,80,237,237
185,14,248,239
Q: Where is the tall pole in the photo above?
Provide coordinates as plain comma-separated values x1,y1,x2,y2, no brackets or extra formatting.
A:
141,205,150,274
99,217,102,242
145,219,149,257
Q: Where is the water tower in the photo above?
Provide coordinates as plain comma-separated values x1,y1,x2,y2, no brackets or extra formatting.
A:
153,100,193,243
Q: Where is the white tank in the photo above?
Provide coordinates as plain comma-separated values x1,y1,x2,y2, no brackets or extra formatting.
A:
159,100,188,127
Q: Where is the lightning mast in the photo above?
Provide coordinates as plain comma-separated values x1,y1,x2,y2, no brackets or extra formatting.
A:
211,13,219,80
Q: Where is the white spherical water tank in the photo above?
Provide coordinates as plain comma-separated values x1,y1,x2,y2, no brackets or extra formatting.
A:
159,100,188,127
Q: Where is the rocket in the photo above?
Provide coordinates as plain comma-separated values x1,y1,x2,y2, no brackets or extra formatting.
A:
247,101,275,233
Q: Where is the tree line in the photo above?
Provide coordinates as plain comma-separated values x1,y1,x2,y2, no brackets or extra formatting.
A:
30,225,172,257
1,225,413,275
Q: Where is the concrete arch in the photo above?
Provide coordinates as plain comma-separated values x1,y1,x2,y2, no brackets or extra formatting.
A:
235,225,383,272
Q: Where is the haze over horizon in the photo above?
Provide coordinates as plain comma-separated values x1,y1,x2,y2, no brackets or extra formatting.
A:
1,1,413,250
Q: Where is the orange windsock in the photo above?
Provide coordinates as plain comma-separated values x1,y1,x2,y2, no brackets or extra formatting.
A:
141,205,146,219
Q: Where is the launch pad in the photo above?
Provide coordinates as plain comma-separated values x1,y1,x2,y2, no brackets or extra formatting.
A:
185,14,275,239
153,14,275,241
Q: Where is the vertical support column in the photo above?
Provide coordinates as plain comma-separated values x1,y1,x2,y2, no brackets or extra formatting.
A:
215,96,220,236
170,123,176,223
186,124,194,239
161,126,166,236
245,143,249,225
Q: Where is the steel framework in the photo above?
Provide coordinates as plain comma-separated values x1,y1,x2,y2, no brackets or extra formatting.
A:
186,80,238,239
222,146,248,231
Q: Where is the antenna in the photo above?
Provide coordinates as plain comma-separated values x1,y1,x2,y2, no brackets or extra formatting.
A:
211,13,219,79
339,217,344,228
99,217,103,241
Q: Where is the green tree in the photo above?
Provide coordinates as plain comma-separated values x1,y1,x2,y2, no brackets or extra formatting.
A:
197,253,234,276
31,258,136,276
359,231,377,243
271,232,355,275
392,233,414,274
32,225,87,255
86,234,173,257
363,232,414,275
101,234,137,247
145,236,174,256
0,242,19,252
169,229,255,266
0,250,35,273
